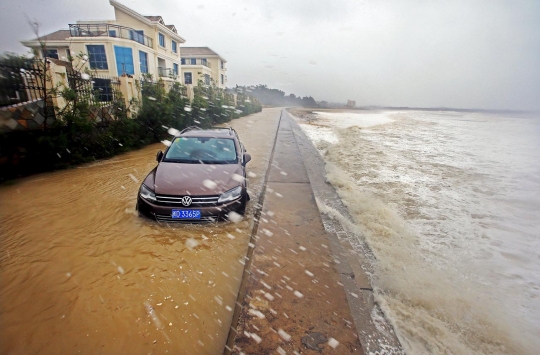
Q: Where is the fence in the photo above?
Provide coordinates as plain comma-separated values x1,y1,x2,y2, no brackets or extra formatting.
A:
0,59,46,107
0,59,57,131
66,69,122,108
0,57,129,132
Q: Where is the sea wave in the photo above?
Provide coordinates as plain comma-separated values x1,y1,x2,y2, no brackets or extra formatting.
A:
297,110,540,355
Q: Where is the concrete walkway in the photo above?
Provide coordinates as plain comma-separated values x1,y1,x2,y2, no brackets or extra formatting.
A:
227,111,365,354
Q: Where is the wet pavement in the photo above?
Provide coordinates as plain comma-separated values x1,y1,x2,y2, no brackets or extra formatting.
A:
229,112,365,354
0,108,281,354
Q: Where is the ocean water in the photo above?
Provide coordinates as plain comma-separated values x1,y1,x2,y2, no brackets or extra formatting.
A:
297,110,540,355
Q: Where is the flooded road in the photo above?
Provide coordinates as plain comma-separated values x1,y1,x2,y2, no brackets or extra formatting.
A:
0,108,281,354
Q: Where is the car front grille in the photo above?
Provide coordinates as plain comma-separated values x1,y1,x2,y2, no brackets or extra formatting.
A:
155,194,220,207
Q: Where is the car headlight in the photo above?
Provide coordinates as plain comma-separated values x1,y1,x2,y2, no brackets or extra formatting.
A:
139,184,156,202
218,186,242,203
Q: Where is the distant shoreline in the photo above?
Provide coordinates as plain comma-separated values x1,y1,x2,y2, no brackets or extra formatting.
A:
353,106,536,114
288,106,537,116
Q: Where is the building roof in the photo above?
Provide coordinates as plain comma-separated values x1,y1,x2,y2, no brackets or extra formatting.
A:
181,47,225,59
145,16,177,32
32,29,71,42
110,0,185,42
144,15,164,23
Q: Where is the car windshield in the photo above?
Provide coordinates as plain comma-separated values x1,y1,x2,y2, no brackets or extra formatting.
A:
164,137,237,164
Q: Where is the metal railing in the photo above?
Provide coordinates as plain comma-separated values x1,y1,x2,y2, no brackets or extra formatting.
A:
69,24,153,49
157,67,178,80
66,69,121,107
182,58,212,68
0,60,45,107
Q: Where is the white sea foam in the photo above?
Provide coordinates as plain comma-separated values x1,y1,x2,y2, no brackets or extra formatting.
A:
298,111,395,146
298,110,540,355
312,111,394,128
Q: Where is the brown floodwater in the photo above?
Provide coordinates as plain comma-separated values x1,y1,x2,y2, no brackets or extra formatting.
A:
0,108,281,354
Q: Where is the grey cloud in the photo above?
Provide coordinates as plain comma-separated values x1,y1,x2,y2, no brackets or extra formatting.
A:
1,0,539,110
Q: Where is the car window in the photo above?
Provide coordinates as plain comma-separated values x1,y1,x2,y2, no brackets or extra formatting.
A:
164,137,237,164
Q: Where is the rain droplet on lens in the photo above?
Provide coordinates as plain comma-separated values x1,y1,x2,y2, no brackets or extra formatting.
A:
328,337,339,348
185,238,199,250
202,179,217,189
227,211,243,223
248,309,265,319
232,174,245,182
278,329,291,341
168,128,180,136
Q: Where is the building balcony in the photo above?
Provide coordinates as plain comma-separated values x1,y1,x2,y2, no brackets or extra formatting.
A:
158,67,178,80
181,58,212,68
68,24,153,49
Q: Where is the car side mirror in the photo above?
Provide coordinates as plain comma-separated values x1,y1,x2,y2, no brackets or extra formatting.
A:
156,150,164,162
243,153,251,165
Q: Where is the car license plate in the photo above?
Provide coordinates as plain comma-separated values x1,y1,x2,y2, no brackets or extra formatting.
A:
171,209,201,219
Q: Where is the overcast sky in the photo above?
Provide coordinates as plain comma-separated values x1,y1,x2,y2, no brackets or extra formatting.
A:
1,0,539,110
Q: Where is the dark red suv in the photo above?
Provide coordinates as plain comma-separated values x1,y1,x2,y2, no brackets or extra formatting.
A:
137,127,251,222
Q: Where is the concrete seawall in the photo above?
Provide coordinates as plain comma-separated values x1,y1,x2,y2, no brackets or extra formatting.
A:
226,109,402,354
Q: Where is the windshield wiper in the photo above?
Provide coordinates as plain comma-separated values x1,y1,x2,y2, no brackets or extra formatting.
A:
163,159,196,163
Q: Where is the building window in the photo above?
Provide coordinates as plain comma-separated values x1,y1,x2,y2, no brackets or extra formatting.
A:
109,30,117,37
86,45,108,70
181,58,186,65
92,78,113,102
158,33,165,47
221,74,224,85
190,58,196,65
172,41,177,53
173,63,179,76
184,72,192,84
130,30,145,45
201,58,207,66
43,49,59,59
114,46,134,76
66,48,71,60
139,51,148,74
221,60,224,69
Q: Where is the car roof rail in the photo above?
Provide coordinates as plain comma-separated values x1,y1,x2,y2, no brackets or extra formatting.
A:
208,126,235,136
179,126,203,134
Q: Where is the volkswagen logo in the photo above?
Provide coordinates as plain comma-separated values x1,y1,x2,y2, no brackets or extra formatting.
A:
181,196,192,207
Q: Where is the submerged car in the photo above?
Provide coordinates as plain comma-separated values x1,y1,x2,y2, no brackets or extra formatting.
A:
137,126,251,222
